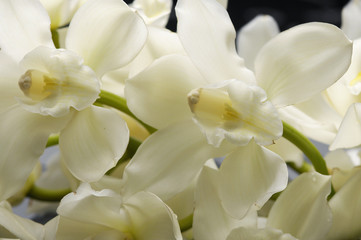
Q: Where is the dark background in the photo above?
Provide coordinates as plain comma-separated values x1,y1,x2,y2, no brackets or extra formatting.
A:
126,0,351,32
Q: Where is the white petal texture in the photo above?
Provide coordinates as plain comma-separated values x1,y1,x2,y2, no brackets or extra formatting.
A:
59,106,129,182
267,172,332,240
327,168,361,239
255,22,352,108
0,0,54,62
39,0,81,29
130,0,172,27
226,227,298,240
125,54,206,129
0,201,44,240
0,52,23,111
218,140,288,219
102,26,185,96
341,0,361,40
0,105,70,201
56,184,132,238
266,137,304,167
57,184,182,240
237,15,279,71
128,26,186,78
176,0,255,85
193,166,257,240
121,120,235,200
330,103,361,150
337,38,361,96
123,191,182,240
278,94,342,144
65,0,148,77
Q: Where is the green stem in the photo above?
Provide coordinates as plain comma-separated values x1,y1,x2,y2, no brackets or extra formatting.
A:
27,185,71,202
287,161,313,174
51,29,60,49
46,134,59,147
95,90,156,133
179,214,193,232
282,121,329,175
106,137,142,175
282,121,335,199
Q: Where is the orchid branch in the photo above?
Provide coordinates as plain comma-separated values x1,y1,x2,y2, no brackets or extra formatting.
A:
27,185,71,202
95,90,156,133
282,121,329,175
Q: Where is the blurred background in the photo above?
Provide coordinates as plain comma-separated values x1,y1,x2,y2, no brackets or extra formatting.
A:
152,0,351,32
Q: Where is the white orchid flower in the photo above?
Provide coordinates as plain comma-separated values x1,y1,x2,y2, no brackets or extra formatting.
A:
237,15,343,145
327,38,361,149
319,0,361,150
122,0,352,219
55,183,182,240
0,0,148,201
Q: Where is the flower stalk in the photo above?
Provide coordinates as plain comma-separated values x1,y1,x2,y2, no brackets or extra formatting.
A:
96,90,156,133
282,121,329,175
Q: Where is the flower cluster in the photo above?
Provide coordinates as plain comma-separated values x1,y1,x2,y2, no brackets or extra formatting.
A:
0,0,360,239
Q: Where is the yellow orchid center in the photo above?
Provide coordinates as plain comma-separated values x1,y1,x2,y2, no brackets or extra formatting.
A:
17,46,100,117
18,69,55,101
187,80,283,147
188,88,241,128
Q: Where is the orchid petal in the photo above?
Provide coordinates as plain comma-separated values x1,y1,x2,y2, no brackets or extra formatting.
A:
176,0,255,84
266,137,304,167
219,140,288,219
57,183,129,231
39,0,80,29
217,0,228,8
66,0,147,77
327,168,361,239
267,172,332,240
226,227,298,240
0,201,44,240
124,191,182,240
330,103,361,150
278,94,341,145
128,26,186,78
0,0,53,62
255,22,352,107
193,166,257,240
341,0,361,40
59,106,129,182
325,149,355,171
56,217,120,240
0,105,70,201
237,15,279,71
125,54,206,129
130,0,172,27
337,38,361,95
0,52,23,112
122,120,235,200
165,175,197,220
